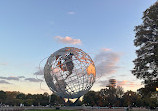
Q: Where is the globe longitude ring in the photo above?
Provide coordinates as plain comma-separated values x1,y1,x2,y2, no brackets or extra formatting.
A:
44,47,96,99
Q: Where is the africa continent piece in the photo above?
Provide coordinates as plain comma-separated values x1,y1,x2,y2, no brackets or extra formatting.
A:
44,47,96,99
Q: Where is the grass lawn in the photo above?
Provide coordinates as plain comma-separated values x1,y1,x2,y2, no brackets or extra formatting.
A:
130,109,149,111
24,109,77,111
131,109,149,111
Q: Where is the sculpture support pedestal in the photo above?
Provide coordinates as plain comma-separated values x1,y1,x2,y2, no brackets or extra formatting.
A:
70,97,80,106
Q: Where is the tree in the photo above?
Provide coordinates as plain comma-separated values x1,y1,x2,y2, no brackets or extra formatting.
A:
16,93,25,100
103,87,117,106
40,93,49,106
5,91,20,106
0,90,6,103
83,91,101,106
116,86,124,98
132,1,158,82
26,94,33,99
99,87,124,107
122,90,141,107
49,94,64,106
138,79,158,97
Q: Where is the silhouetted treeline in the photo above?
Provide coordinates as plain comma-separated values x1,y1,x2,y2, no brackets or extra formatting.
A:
82,86,158,108
0,86,158,108
0,91,50,106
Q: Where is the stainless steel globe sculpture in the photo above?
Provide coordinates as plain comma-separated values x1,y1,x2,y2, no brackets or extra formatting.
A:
44,47,96,99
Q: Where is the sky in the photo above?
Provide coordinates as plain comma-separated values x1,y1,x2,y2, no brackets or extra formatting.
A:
0,0,157,94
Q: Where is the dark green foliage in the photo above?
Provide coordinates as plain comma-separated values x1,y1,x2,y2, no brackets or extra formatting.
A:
99,87,117,106
138,79,158,97
83,86,124,107
132,2,158,106
83,91,101,106
0,88,157,107
122,90,142,107
99,86,124,107
132,1,158,81
0,90,6,103
0,91,65,106
16,93,26,99
50,94,65,106
5,91,20,106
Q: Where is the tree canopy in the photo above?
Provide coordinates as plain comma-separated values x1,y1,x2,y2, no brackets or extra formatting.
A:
132,1,158,83
0,88,157,108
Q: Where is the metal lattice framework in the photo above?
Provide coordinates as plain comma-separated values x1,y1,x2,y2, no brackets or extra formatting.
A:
44,47,96,99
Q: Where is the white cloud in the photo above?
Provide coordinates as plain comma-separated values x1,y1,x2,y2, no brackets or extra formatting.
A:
101,48,111,51
18,76,25,78
94,49,120,77
54,36,82,45
25,78,43,82
67,11,75,15
0,80,11,84
0,76,20,81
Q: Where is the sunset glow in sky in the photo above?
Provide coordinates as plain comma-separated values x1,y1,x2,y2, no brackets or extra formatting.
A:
0,0,157,94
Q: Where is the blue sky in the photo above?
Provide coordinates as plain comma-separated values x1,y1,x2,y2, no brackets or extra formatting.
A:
0,0,157,94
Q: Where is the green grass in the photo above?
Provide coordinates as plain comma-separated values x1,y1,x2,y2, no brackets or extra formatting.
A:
131,109,148,111
25,109,77,111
